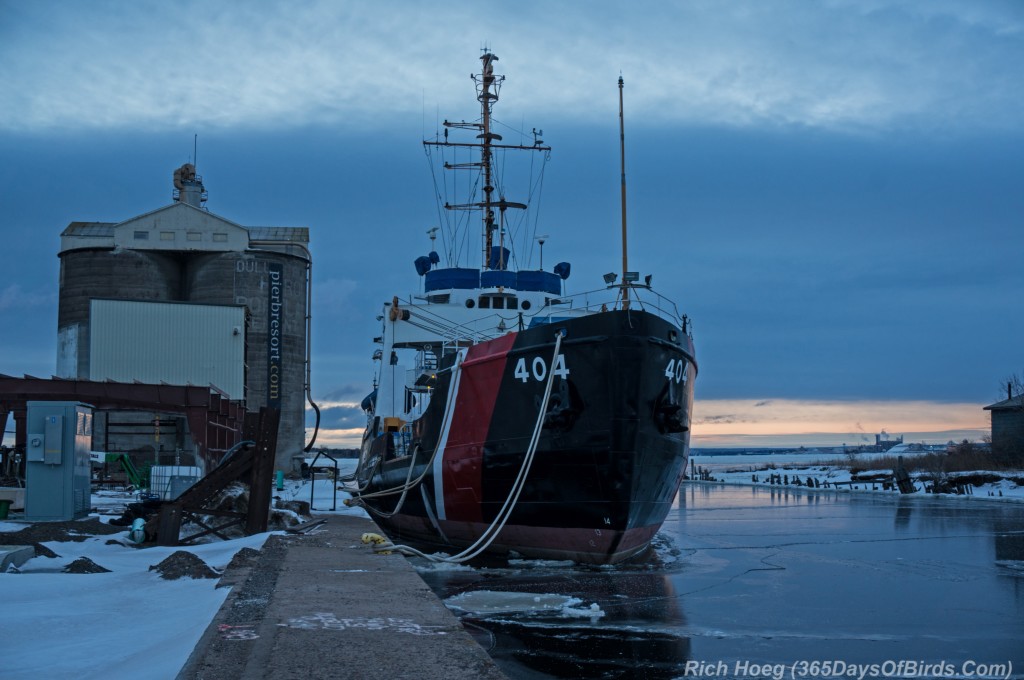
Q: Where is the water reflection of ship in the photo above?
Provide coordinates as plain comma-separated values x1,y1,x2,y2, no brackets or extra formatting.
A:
437,569,689,679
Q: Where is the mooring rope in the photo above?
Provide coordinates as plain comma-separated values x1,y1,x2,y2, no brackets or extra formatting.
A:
379,330,564,563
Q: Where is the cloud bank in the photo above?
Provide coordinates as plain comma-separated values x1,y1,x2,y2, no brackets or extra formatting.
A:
2,0,1021,133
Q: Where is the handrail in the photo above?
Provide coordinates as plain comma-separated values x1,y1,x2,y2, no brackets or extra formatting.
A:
307,450,339,511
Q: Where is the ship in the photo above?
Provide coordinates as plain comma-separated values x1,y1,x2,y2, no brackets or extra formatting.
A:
349,50,697,564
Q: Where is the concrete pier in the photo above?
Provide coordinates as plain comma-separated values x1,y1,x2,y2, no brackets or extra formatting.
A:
178,514,506,679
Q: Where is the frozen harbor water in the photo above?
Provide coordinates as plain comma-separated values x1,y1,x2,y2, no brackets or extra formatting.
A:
416,483,1024,679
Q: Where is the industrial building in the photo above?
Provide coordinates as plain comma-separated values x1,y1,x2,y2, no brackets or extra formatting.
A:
984,388,1024,463
56,164,312,472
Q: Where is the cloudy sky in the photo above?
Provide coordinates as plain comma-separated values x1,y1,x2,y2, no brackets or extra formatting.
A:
1,1,1021,448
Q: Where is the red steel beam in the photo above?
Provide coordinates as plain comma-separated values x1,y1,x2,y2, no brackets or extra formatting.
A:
0,375,246,469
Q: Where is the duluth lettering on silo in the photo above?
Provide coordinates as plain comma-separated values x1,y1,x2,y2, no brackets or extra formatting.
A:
267,263,283,407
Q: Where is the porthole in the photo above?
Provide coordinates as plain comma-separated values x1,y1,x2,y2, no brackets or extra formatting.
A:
465,298,475,308
521,300,532,310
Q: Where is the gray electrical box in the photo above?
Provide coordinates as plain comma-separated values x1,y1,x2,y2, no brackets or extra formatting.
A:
24,401,93,521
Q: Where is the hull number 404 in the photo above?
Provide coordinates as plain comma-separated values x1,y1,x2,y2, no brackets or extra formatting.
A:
665,358,687,384
514,354,570,383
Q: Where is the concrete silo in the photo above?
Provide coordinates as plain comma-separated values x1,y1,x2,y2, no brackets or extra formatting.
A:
57,165,313,471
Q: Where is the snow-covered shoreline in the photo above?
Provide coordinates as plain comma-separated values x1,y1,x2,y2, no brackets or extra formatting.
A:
689,452,1024,502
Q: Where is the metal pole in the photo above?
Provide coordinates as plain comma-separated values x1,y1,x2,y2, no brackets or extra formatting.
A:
481,52,496,269
618,76,629,310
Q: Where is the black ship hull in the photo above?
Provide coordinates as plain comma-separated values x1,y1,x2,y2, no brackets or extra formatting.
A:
356,309,696,564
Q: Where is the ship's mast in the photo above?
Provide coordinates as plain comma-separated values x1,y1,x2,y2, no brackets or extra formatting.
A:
618,75,630,310
424,51,549,271
480,51,498,269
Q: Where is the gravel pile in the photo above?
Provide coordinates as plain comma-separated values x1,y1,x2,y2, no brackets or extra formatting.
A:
63,557,111,574
0,518,124,559
0,518,122,545
149,550,220,580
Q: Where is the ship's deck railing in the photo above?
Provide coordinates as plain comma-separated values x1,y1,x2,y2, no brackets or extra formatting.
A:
400,283,691,358
534,284,690,331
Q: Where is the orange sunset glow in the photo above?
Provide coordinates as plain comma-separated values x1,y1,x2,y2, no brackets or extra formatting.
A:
690,398,989,447
309,398,991,450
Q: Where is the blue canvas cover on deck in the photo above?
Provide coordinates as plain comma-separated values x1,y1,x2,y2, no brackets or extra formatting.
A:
481,270,517,289
424,268,481,291
488,246,511,270
516,270,561,294
414,255,432,276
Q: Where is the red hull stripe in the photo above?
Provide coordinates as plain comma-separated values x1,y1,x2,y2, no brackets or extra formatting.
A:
440,332,517,522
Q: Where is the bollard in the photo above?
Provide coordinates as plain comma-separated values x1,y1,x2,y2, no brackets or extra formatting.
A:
276,470,285,491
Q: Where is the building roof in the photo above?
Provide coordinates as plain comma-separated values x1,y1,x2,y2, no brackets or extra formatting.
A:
984,395,1024,411
63,222,116,237
60,203,308,255
249,226,310,243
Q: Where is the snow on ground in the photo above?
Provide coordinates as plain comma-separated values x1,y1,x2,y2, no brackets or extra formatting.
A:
0,530,270,680
283,457,368,518
0,459,367,680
